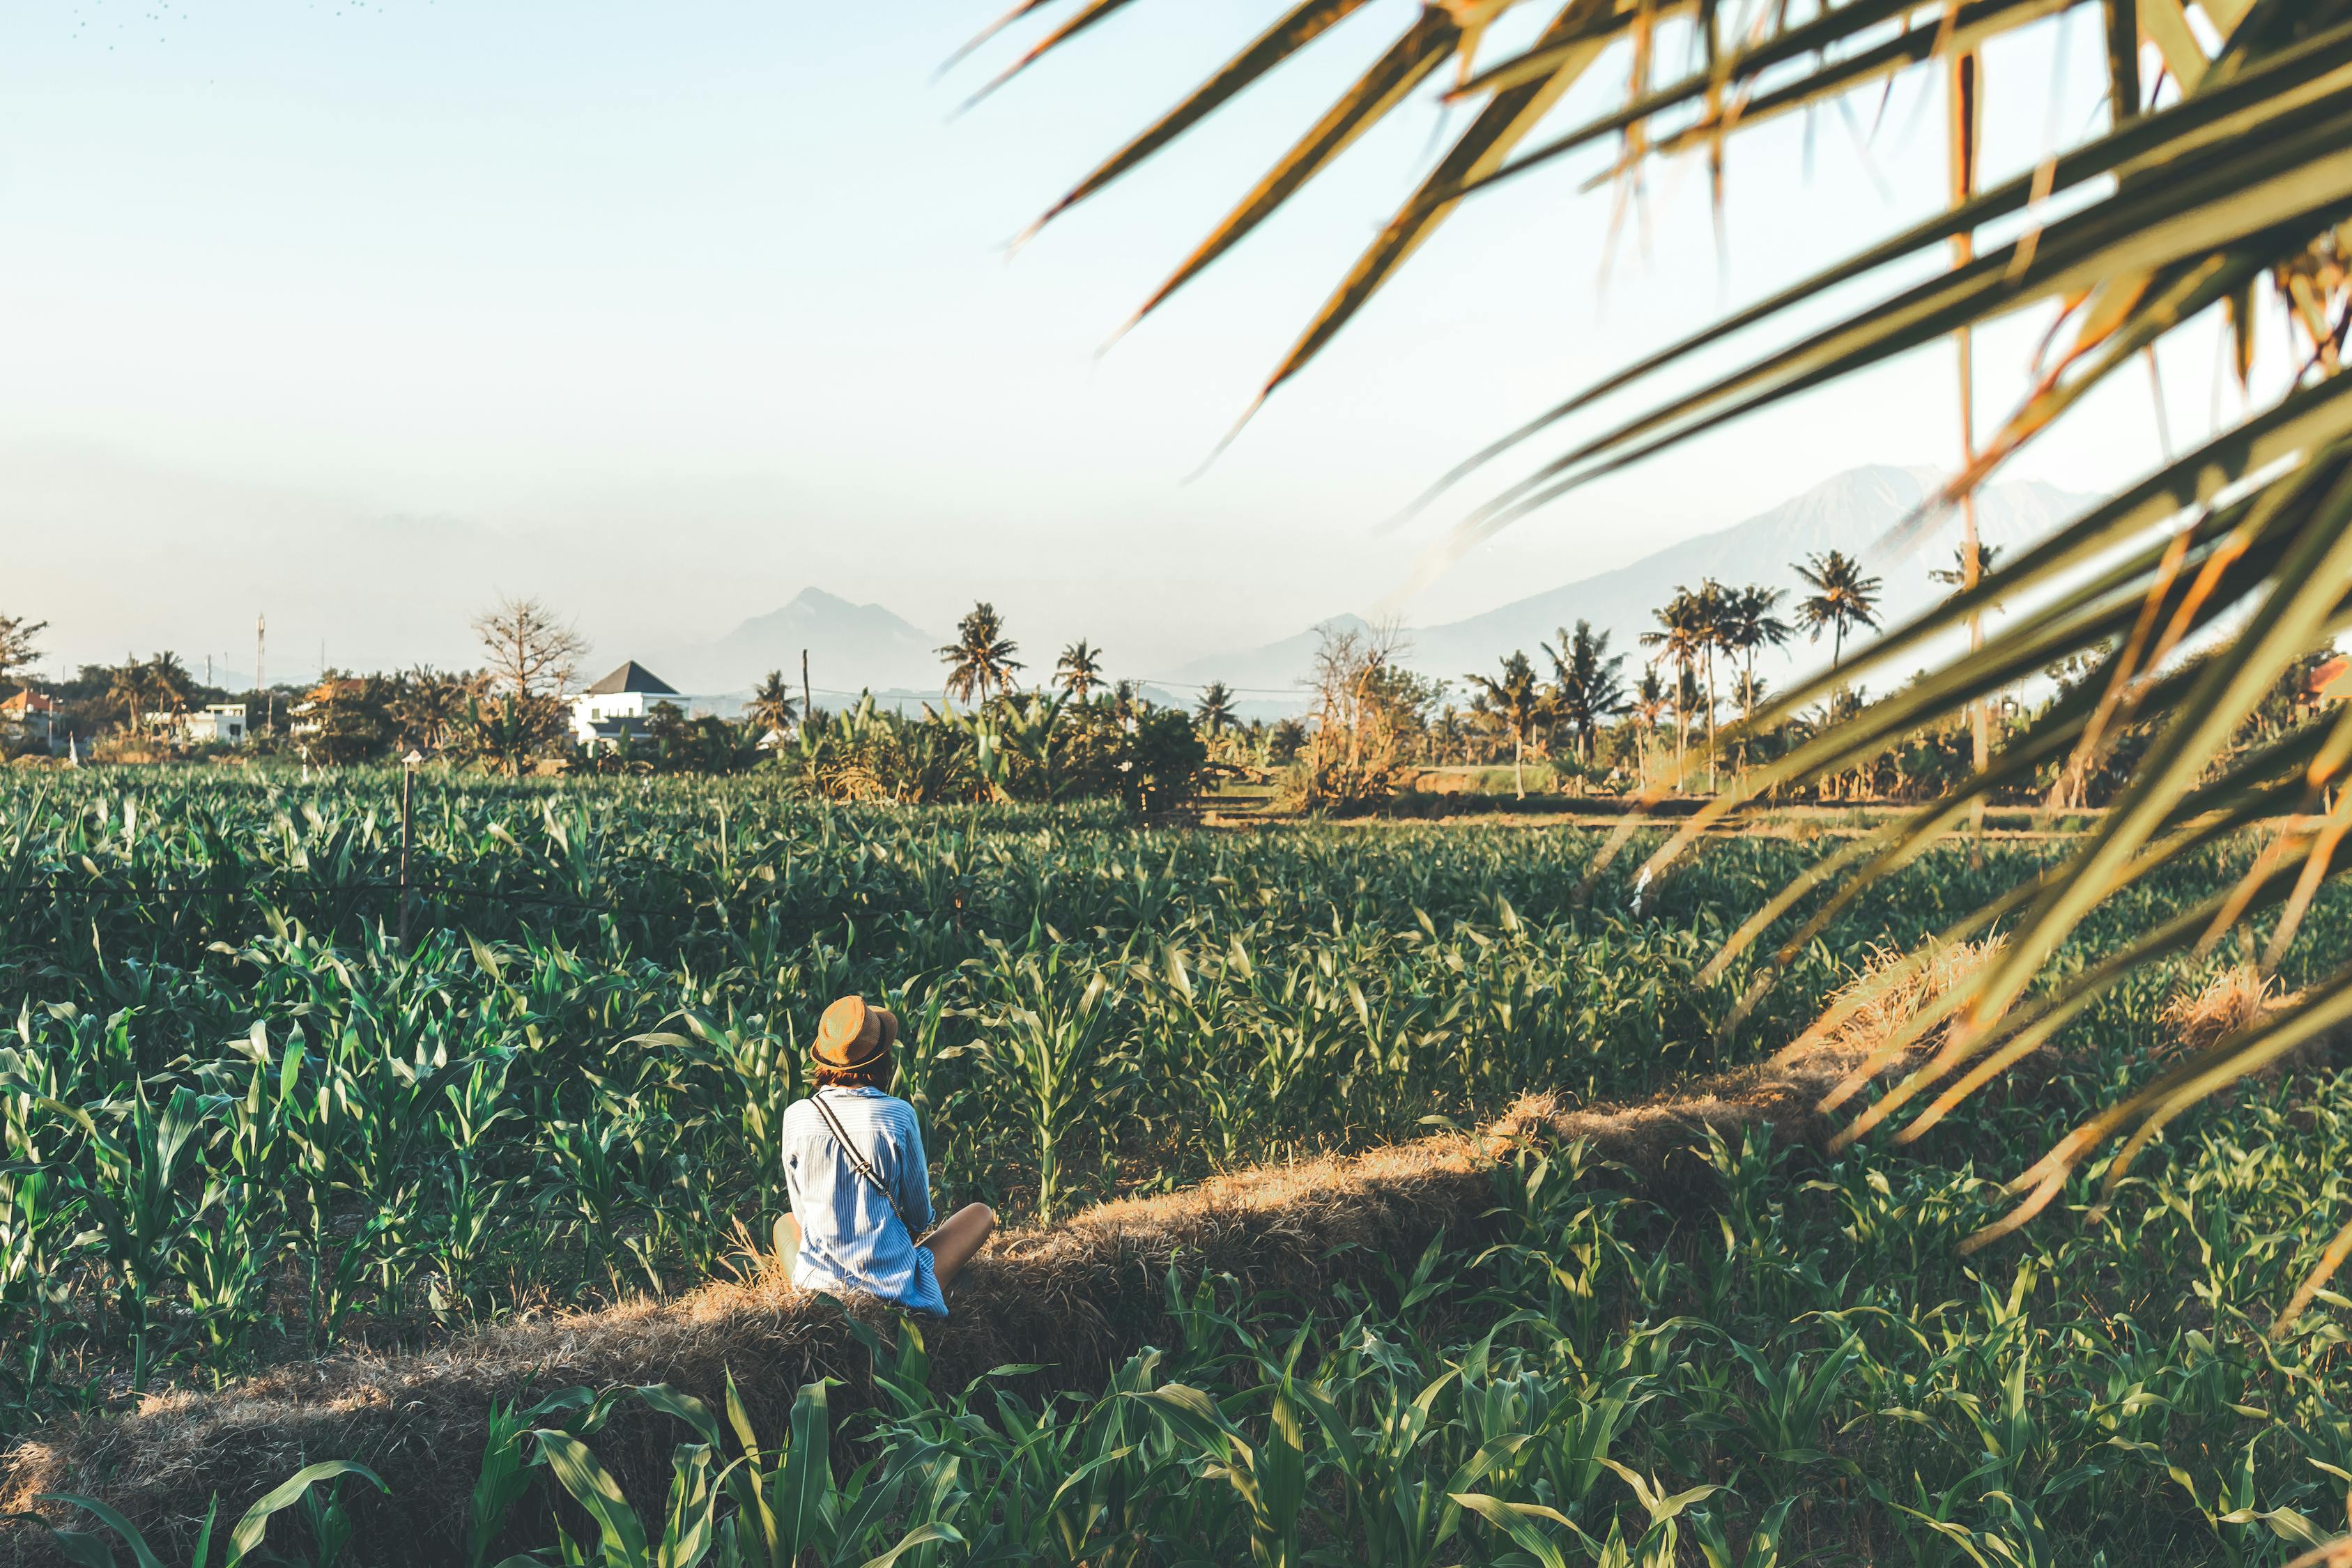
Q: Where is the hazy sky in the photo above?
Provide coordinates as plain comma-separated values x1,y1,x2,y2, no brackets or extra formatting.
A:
0,1,2268,688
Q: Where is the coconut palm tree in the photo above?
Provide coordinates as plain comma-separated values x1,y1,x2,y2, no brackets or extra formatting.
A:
1628,667,1669,788
1723,583,1793,731
104,658,153,735
1464,651,1544,799
1541,620,1626,766
1054,640,1105,700
748,670,799,737
938,602,1024,707
1714,585,1792,780
1640,590,1710,790
1929,541,2007,596
1794,553,1884,670
1194,681,1237,735
971,1,2352,1280
146,652,195,719
1693,580,1741,787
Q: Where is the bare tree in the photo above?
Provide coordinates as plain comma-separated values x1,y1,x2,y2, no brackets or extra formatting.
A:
0,612,47,690
1292,620,1433,811
472,597,590,698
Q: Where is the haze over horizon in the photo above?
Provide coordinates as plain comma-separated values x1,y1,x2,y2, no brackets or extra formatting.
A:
1,1,2271,685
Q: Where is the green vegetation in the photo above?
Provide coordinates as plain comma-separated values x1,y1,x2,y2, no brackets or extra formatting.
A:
490,1086,2352,1565
0,768,1806,1417
960,0,2352,1306
48,1079,2352,1564
5,771,2352,1558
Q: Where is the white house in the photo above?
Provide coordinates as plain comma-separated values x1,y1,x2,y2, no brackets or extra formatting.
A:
145,703,251,746
572,661,679,746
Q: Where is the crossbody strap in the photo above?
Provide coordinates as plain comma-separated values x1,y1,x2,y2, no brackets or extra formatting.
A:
808,1091,919,1239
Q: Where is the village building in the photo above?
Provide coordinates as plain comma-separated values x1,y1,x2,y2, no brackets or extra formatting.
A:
144,703,252,746
571,661,679,746
2,688,58,751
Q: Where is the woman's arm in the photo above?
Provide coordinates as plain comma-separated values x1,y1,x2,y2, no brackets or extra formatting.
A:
895,1106,937,1233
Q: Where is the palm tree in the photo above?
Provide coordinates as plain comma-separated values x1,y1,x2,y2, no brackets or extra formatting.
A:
1464,652,1544,799
1640,590,1709,790
1194,681,1236,735
146,652,195,721
1693,579,1739,788
105,658,153,735
1794,552,1884,670
938,602,1023,707
1723,585,1792,721
1628,667,1669,788
1541,620,1626,766
1054,640,1105,700
975,3,2352,1273
748,670,799,736
1929,541,2006,596
1928,541,2008,815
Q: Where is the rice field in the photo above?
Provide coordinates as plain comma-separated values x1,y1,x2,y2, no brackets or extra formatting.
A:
3,768,2351,1563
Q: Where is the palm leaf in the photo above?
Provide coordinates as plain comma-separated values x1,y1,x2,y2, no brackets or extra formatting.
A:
1114,7,1468,337
1013,0,1378,240
966,0,2352,1292
1254,0,1635,407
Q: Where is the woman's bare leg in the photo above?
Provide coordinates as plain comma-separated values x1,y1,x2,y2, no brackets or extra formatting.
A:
773,1214,801,1275
925,1204,996,1289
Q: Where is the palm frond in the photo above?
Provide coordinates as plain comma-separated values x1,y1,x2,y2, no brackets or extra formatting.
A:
964,0,2352,1290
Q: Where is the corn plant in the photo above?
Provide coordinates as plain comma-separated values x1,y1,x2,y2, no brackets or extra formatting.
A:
12,1461,385,1568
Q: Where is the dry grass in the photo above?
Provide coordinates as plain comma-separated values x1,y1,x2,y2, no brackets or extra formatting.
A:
2160,963,2275,1059
0,970,1988,1565
1781,939,2002,1071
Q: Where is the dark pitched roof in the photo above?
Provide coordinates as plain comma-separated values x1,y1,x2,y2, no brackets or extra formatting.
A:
583,661,678,696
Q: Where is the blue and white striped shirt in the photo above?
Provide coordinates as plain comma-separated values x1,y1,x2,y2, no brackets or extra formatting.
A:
781,1087,946,1316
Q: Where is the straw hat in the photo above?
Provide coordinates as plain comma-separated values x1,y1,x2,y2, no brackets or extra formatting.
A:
812,995,898,1069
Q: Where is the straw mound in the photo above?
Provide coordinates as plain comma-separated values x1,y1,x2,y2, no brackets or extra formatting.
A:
0,1017,1919,1565
2161,963,2275,1059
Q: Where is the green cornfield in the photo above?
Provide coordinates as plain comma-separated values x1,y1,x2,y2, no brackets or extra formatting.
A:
6,768,2352,1562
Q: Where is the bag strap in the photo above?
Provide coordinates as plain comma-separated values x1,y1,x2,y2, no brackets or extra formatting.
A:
809,1090,916,1236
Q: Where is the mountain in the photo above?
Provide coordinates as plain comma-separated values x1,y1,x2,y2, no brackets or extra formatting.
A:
1184,466,2091,700
652,587,946,696
1411,466,2084,678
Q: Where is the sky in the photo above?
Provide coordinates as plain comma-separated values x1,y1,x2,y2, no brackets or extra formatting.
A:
0,0,2273,690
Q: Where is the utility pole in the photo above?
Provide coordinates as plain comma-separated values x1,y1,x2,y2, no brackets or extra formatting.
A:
254,614,267,737
801,648,812,731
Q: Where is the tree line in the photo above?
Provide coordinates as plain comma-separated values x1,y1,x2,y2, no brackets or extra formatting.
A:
6,544,2330,810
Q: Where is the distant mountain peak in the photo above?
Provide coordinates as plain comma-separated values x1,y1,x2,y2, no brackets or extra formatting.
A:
1169,464,2096,705
645,587,946,694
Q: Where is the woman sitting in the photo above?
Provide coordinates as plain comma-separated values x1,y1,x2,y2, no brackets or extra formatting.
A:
773,995,994,1315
